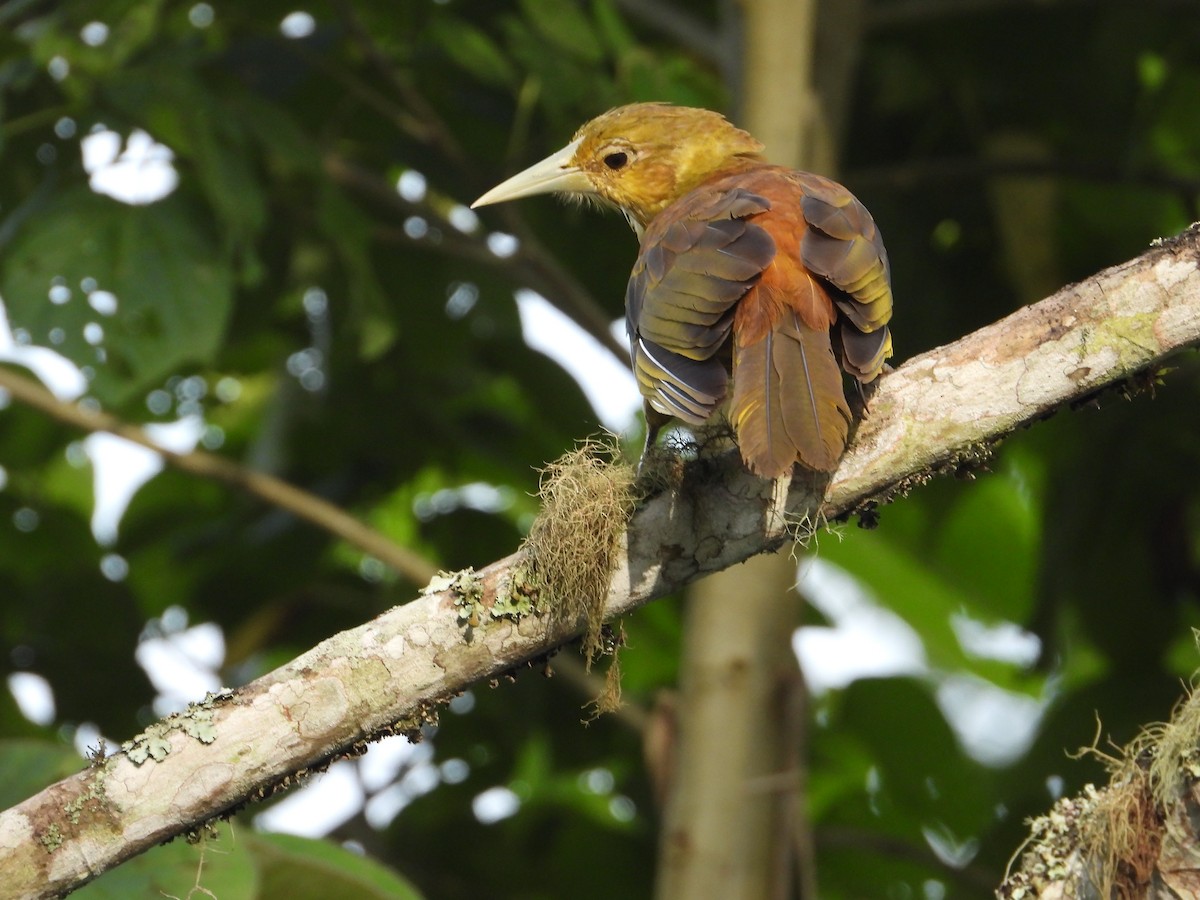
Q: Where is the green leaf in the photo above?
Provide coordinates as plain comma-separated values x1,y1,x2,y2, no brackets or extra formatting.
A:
247,832,425,900
0,739,82,809
430,16,518,88
519,0,605,62
315,183,396,360
75,831,258,900
932,451,1044,622
0,188,233,402
590,0,636,57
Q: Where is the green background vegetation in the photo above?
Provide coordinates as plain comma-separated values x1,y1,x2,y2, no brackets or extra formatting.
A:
1,1,1199,896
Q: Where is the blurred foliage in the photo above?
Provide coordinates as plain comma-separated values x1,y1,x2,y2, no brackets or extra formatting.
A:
1,0,1199,897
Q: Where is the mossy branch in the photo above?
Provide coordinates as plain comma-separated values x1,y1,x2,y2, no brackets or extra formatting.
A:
0,228,1198,896
998,677,1200,898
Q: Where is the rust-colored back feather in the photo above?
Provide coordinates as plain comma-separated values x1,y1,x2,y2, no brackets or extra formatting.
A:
625,161,892,476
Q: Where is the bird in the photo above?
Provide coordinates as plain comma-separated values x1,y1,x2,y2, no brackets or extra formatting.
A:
472,102,893,479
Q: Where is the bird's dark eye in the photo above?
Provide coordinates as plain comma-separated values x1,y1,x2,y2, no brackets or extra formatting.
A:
603,151,629,170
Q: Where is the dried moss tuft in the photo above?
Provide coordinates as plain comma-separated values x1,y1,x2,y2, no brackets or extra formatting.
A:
1078,763,1161,897
521,438,637,667
593,651,623,717
1147,678,1200,805
1000,697,1195,898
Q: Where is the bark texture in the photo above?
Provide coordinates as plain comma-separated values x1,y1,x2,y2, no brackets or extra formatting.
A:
653,556,804,900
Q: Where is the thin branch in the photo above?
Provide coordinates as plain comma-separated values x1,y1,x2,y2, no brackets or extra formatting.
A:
864,0,1197,28
2,228,1199,896
324,154,629,362
611,0,726,63
0,366,438,587
849,156,1200,200
330,0,469,167
0,359,652,731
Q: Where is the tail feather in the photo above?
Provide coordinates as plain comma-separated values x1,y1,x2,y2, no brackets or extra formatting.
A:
730,311,851,476
837,321,893,381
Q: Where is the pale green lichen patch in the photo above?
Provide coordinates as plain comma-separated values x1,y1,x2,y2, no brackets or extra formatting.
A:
491,561,544,621
429,561,545,631
181,706,217,744
427,565,549,628
425,567,487,628
123,724,174,765
122,695,223,765
63,770,108,826
422,570,461,595
40,822,62,853
998,787,1093,898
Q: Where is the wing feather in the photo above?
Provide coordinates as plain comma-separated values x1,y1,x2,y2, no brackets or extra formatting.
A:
626,187,775,421
634,337,727,423
798,175,894,354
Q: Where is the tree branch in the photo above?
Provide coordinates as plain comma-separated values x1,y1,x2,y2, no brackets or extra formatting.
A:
866,0,1200,29
610,0,726,64
0,368,438,587
998,678,1200,898
849,156,1200,210
324,155,629,363
1,229,1198,896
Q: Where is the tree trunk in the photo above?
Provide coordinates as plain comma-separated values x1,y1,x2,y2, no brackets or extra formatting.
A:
653,557,804,900
654,2,865,897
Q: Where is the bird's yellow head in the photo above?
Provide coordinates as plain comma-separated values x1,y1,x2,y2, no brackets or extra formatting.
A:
472,103,764,230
